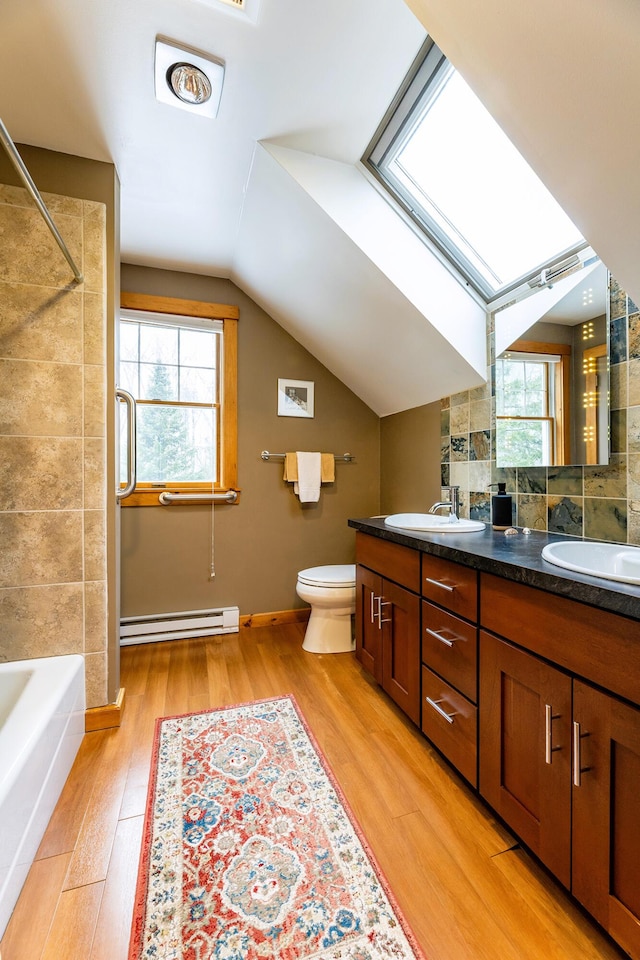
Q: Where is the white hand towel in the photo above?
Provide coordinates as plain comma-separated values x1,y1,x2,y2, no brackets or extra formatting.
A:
294,451,322,502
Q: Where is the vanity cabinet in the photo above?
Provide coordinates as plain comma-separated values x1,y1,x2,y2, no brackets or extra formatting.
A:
350,519,640,957
355,533,421,724
479,631,572,887
421,554,479,787
480,572,640,958
572,681,640,960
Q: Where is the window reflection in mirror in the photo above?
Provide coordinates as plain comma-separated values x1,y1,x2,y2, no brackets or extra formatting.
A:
495,262,609,467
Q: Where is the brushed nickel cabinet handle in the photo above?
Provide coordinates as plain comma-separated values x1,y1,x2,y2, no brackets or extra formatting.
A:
572,720,591,786
424,576,455,592
425,696,456,724
545,704,562,764
425,627,456,647
378,598,391,625
370,591,377,625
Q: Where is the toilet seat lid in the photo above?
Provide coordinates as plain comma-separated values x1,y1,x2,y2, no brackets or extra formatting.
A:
297,564,356,588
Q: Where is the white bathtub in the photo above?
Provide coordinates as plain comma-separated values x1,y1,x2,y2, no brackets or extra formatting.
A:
0,655,85,937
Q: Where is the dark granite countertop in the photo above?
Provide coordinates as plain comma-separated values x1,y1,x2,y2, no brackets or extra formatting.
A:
348,517,640,622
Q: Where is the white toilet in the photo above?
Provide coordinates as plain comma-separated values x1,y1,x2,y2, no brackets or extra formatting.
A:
296,564,356,654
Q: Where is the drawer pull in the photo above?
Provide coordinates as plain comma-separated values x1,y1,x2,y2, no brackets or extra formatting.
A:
572,721,591,787
425,627,456,647
545,704,562,764
424,576,455,592
425,696,456,724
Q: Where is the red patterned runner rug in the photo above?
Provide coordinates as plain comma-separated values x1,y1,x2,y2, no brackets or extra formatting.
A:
129,694,426,960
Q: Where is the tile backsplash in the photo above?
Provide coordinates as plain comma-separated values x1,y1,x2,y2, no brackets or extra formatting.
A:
440,276,640,544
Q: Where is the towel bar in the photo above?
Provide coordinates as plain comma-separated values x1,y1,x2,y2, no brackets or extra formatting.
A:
159,490,238,504
261,450,354,462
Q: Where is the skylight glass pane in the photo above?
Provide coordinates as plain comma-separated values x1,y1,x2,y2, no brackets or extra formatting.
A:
370,45,585,300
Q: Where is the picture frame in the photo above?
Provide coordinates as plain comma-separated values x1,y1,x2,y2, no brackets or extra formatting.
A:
277,378,315,418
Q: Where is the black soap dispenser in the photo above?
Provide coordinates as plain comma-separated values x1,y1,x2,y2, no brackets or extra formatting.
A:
489,482,512,530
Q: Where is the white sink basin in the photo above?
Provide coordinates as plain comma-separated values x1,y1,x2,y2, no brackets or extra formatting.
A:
384,513,485,533
541,541,640,584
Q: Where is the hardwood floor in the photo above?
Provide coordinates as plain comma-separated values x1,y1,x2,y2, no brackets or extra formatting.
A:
1,624,627,960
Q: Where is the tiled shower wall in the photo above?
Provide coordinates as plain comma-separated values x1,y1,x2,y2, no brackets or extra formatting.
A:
441,276,640,544
0,184,108,707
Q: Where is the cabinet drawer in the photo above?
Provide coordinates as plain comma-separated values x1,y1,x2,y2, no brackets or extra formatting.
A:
422,602,477,702
422,554,478,621
421,666,477,787
356,532,420,593
480,573,640,708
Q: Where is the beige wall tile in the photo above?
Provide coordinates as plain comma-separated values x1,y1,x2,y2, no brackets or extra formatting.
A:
469,398,491,432
0,583,83,661
0,358,83,436
0,436,82,511
450,402,470,435
83,292,106,365
0,511,83,587
84,580,107,654
0,281,83,362
610,360,628,410
84,509,107,581
40,192,83,218
84,651,107,708
84,438,106,510
84,364,106,438
82,214,106,294
0,184,33,207
0,205,82,287
469,460,491,493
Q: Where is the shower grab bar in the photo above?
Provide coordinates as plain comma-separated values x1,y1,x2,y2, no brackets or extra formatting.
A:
159,490,239,504
0,117,84,284
261,450,354,462
116,389,137,501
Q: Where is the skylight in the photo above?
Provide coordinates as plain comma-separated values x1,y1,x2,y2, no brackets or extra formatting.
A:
365,41,585,303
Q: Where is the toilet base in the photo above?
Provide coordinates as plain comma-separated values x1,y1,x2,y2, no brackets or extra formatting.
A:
302,608,355,654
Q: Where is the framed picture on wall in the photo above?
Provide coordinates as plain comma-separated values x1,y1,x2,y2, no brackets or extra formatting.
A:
277,378,315,418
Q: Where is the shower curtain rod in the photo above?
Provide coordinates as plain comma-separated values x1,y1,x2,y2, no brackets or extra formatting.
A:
0,117,84,284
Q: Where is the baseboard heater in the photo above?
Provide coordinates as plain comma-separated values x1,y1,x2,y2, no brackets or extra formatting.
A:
120,606,240,646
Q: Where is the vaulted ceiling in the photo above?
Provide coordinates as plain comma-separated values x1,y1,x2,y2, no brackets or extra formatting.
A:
2,0,639,415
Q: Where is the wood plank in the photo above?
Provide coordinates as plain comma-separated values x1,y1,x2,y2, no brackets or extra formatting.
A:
0,853,71,960
120,291,239,320
89,816,144,960
36,732,108,859
63,723,134,889
39,882,104,960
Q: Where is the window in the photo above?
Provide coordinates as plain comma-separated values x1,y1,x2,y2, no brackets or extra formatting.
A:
495,342,570,466
119,293,238,506
365,39,585,303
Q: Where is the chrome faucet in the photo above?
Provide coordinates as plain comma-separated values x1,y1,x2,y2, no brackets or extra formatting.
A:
428,485,460,521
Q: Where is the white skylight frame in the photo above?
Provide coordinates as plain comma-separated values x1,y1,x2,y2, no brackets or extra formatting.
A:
365,39,587,305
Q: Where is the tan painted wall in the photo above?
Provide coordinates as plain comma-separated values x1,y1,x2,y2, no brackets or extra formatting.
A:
119,265,380,618
380,404,442,514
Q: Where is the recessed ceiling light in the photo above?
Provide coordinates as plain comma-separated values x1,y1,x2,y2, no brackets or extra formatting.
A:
155,39,224,118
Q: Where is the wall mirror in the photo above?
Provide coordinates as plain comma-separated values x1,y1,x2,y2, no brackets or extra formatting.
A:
494,260,609,467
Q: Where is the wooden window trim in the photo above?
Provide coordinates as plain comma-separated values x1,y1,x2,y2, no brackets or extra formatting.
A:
119,292,239,507
503,338,571,465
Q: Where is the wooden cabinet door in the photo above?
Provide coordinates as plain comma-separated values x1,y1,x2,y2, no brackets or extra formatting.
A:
355,565,382,683
572,681,640,960
479,631,572,887
381,579,421,725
